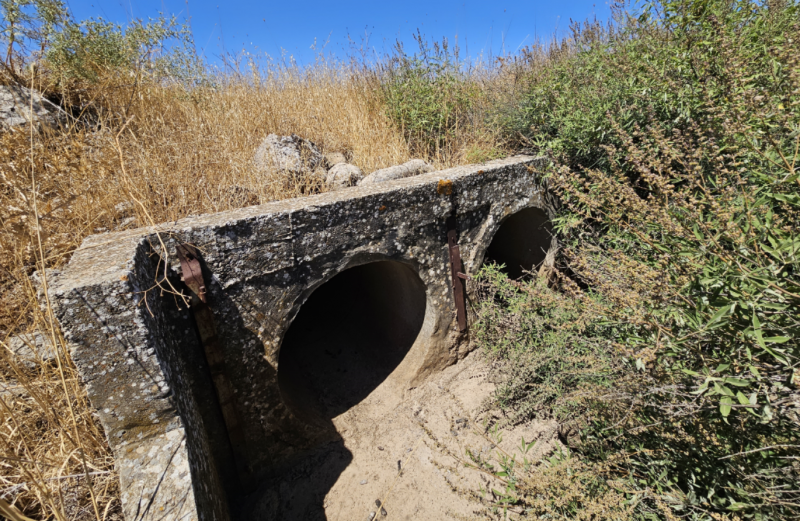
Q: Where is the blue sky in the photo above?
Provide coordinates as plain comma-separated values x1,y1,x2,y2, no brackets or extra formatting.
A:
64,0,611,65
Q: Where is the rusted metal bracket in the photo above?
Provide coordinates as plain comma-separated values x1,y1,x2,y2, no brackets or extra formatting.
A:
176,244,252,486
447,228,468,331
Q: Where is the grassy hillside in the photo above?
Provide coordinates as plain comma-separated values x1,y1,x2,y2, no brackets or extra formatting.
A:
473,1,800,519
1,0,797,519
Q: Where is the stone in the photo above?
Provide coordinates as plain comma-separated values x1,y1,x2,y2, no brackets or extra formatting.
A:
325,163,364,191
253,134,326,179
358,159,434,186
6,332,57,368
324,152,348,166
49,156,557,521
558,421,583,449
1,85,65,130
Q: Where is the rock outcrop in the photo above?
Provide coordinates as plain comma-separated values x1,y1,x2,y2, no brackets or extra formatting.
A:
254,134,327,179
325,163,364,191
324,151,347,167
6,332,56,368
358,159,434,186
1,85,65,130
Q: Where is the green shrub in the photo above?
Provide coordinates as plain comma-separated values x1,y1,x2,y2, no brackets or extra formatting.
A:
1,0,203,88
479,0,800,518
381,33,478,156
45,15,199,84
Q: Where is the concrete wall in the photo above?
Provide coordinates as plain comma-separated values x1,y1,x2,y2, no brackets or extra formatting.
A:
50,155,556,520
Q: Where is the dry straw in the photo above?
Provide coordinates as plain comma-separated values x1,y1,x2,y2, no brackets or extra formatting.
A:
0,51,514,518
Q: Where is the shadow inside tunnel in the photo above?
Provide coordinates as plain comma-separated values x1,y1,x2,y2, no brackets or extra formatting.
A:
277,260,427,424
235,260,428,520
241,439,353,521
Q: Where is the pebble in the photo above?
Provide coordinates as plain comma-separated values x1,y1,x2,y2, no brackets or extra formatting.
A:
375,499,382,507
406,448,412,453
368,512,376,520
455,417,466,424
377,446,384,451
451,430,459,437
360,480,368,485
381,507,388,516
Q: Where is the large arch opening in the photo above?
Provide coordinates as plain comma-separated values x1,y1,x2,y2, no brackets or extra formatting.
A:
483,207,553,279
278,261,426,424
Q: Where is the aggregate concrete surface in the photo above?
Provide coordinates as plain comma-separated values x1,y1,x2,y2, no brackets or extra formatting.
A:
49,155,557,520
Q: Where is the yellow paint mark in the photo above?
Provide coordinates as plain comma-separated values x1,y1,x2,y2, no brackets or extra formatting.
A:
437,179,453,196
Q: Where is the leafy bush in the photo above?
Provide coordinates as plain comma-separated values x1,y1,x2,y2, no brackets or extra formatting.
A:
478,0,800,518
45,15,199,84
1,0,203,92
381,33,479,157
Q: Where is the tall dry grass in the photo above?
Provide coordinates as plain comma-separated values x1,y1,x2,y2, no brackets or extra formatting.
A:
0,53,510,519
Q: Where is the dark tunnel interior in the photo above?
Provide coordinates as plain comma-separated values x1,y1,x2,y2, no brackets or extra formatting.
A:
483,207,553,279
277,261,426,424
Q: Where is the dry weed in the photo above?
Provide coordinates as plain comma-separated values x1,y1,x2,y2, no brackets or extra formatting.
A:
0,54,508,518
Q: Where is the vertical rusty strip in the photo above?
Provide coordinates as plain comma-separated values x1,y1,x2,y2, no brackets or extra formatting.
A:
176,244,252,486
447,229,468,331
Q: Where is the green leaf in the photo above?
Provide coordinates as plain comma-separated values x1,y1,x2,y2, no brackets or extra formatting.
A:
752,313,767,349
736,391,749,405
720,396,733,417
763,336,791,344
722,377,750,387
706,304,732,328
713,382,735,397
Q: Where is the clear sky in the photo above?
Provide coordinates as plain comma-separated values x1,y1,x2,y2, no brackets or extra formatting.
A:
63,0,611,65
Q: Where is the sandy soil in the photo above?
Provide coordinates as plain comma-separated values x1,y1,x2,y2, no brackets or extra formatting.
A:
247,351,563,520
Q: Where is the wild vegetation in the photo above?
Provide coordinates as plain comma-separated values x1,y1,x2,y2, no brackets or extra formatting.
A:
473,1,800,519
0,0,797,519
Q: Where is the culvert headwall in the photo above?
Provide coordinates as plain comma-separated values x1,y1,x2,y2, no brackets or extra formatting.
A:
49,155,556,521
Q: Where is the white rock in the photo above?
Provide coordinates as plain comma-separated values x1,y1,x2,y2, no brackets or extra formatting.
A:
324,152,347,167
5,332,57,368
325,163,364,191
253,134,326,179
358,160,434,186
1,85,65,130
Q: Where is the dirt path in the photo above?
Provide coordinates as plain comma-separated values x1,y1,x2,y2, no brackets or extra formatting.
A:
248,351,562,520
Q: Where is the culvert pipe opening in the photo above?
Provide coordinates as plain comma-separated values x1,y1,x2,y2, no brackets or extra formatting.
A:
484,207,553,279
278,261,426,423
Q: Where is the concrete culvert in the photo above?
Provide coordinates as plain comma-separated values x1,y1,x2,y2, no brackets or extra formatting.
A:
484,207,553,279
278,261,426,424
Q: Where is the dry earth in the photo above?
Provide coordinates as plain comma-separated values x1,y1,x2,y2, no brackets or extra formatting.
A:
248,350,563,521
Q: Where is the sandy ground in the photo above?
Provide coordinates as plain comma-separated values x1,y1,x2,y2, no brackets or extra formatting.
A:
248,350,563,520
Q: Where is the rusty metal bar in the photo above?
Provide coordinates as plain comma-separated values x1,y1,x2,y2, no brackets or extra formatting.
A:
176,244,252,486
447,229,468,331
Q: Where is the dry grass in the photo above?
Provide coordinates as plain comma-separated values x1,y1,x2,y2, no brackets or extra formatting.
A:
0,55,508,519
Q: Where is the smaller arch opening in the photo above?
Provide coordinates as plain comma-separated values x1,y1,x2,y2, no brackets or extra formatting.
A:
278,261,426,424
484,207,553,279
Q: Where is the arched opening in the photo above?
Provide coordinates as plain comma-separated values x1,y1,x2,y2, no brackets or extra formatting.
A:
483,207,553,279
278,261,426,424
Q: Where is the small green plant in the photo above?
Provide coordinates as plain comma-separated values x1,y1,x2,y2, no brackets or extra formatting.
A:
381,33,478,156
